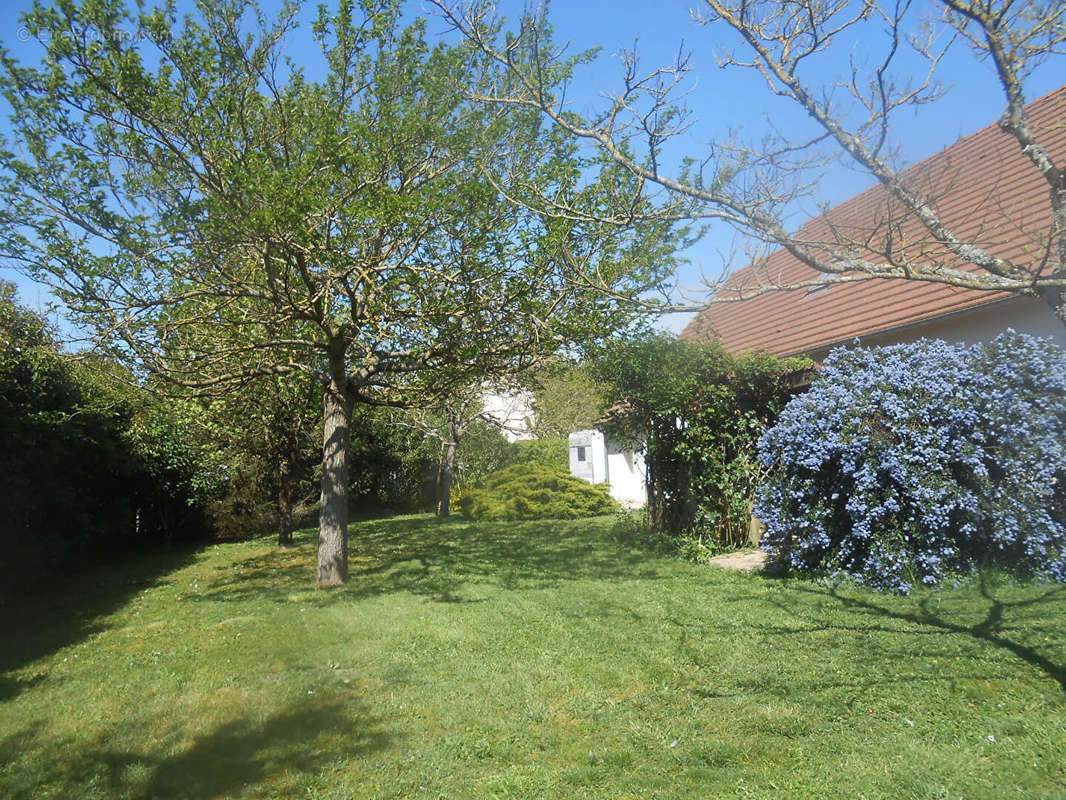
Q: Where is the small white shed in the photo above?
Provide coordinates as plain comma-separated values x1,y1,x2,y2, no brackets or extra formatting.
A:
568,429,647,508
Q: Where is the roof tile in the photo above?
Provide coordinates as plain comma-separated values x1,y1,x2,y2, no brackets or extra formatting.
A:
680,86,1066,356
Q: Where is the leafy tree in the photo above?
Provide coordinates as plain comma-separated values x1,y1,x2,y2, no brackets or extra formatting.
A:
399,383,529,515
348,405,439,512
451,418,514,490
525,364,606,439
185,372,322,546
435,0,1066,316
399,387,489,516
0,0,679,585
596,334,807,545
596,336,706,533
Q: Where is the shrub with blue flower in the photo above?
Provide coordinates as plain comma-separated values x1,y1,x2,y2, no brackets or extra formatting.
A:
755,331,1066,593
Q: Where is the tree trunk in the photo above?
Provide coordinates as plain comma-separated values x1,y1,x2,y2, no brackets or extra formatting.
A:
645,430,664,531
435,413,463,517
647,474,664,531
318,345,352,587
436,439,457,516
277,457,295,548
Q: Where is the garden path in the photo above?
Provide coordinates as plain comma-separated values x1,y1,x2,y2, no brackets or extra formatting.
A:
707,550,768,571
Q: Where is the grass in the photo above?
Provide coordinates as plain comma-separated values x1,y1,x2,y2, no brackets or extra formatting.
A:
1,513,1064,799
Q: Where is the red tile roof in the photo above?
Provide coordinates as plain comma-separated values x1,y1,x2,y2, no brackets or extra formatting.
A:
679,86,1066,356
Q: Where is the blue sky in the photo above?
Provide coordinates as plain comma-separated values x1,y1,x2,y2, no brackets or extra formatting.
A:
3,0,1063,335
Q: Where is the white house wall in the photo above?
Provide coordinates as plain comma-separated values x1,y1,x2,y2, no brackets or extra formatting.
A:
604,441,647,509
481,387,535,442
568,429,647,508
568,429,608,485
803,296,1066,361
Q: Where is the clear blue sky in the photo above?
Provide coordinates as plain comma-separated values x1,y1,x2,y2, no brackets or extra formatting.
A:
3,0,1063,335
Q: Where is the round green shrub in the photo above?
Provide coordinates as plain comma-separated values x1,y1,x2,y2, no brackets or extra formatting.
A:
459,463,620,521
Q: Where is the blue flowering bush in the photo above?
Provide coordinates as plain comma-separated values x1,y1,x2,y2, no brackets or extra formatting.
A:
755,331,1066,593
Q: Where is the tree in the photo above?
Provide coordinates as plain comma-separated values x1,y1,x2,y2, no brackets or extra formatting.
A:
594,335,707,532
185,371,322,547
429,391,483,517
434,0,1066,317
396,387,481,516
594,334,807,540
0,0,679,585
397,383,520,515
525,363,605,439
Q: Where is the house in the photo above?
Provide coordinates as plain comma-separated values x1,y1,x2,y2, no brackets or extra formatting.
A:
568,429,646,508
480,384,535,442
571,86,1066,507
679,86,1066,358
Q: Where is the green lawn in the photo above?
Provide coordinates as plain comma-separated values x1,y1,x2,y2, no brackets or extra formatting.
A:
2,514,1064,799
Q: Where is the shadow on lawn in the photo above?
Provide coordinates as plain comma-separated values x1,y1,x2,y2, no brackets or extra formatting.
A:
0,692,389,800
193,515,661,605
771,575,1066,694
0,545,200,702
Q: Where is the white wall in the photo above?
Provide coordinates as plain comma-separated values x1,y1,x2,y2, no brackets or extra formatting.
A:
481,386,535,442
804,296,1066,361
604,436,647,509
568,429,647,508
568,429,607,484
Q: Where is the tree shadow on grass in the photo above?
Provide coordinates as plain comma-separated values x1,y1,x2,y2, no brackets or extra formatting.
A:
192,515,666,605
144,693,389,799
0,545,200,701
764,574,1066,695
1,692,390,800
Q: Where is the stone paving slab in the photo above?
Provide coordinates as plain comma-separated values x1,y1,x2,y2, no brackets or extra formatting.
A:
707,550,768,571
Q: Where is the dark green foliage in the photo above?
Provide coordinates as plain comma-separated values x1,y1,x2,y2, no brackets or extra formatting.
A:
596,334,809,550
204,463,277,541
195,375,323,544
0,283,207,595
349,407,440,513
460,463,619,520
508,436,569,473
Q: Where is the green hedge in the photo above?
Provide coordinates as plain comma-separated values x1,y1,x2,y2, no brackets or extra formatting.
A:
460,463,619,521
0,283,209,595
595,333,810,547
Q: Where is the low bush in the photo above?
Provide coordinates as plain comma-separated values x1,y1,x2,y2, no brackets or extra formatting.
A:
448,432,569,514
460,463,619,521
756,331,1066,593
